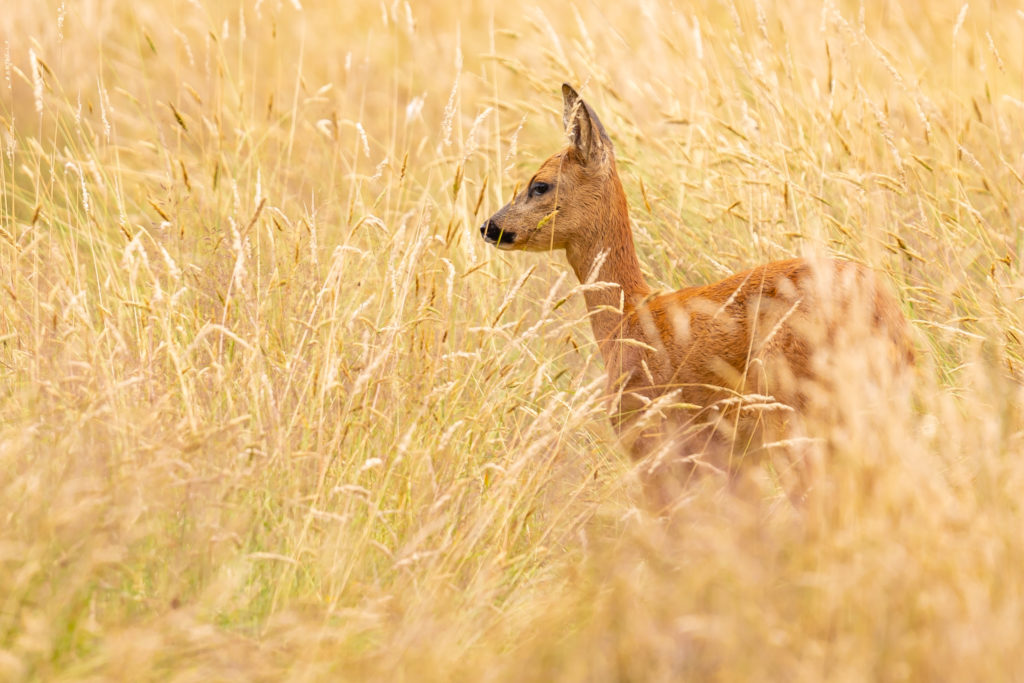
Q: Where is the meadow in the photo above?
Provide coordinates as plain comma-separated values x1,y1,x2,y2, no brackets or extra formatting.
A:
2,0,1023,680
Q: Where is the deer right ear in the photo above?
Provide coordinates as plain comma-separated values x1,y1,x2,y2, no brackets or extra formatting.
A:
561,83,611,166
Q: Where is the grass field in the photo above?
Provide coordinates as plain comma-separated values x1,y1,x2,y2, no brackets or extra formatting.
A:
2,0,1023,680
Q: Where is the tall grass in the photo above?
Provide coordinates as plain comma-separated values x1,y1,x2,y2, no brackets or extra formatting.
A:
1,0,1022,679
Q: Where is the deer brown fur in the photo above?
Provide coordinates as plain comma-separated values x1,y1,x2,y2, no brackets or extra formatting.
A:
481,84,914,499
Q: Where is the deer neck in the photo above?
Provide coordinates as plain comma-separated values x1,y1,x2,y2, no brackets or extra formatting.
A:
564,176,651,365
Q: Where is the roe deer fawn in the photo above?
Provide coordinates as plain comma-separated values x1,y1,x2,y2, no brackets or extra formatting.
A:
480,84,914,502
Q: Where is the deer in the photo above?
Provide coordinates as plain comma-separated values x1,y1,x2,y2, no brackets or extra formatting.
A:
480,84,914,504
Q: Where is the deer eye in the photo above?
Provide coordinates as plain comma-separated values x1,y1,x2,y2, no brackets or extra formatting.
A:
528,181,550,198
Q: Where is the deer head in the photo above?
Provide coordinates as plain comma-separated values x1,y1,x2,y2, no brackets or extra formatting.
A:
480,84,623,254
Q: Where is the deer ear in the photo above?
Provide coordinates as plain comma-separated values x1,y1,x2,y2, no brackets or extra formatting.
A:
561,83,612,165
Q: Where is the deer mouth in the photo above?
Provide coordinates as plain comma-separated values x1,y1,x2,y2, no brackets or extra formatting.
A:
480,220,517,247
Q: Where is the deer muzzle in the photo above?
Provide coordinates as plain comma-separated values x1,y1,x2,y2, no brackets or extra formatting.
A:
480,218,516,246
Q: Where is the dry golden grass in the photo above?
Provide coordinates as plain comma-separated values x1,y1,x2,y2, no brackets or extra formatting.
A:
1,0,1023,680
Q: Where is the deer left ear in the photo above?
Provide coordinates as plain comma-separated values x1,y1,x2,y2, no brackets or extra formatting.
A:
561,83,612,166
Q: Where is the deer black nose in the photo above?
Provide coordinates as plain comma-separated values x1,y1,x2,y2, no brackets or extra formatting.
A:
481,219,515,245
